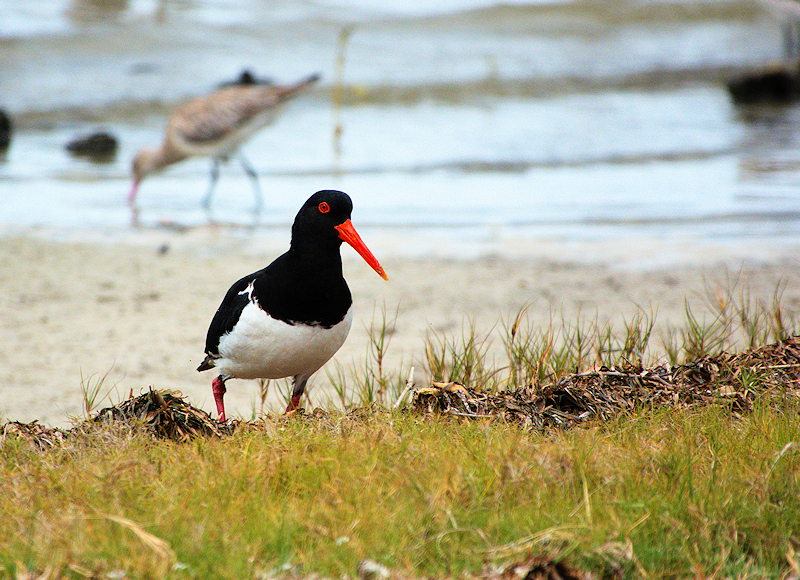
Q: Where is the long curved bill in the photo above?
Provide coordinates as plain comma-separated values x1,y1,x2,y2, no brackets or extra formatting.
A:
335,219,388,281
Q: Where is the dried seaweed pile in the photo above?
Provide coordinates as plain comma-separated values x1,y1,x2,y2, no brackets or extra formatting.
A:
411,336,800,429
486,553,594,580
2,389,231,449
1,421,71,450
90,388,232,440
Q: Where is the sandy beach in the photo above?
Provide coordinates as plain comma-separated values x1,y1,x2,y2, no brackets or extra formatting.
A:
1,0,798,431
1,229,798,428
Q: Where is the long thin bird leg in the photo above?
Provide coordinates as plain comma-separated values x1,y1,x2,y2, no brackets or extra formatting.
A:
239,153,263,215
202,158,221,211
212,375,227,422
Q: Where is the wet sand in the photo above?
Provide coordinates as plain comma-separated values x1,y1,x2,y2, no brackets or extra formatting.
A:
2,231,799,427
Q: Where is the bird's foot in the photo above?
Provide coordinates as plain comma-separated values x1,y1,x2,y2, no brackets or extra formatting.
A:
284,393,302,415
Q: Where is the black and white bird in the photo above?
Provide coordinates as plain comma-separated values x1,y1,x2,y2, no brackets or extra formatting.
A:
197,190,388,421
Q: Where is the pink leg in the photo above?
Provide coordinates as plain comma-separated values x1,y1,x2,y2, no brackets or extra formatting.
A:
285,393,302,413
212,376,227,422
285,376,308,414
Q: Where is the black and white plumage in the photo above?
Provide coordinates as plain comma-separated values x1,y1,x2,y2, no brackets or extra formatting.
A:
197,190,388,421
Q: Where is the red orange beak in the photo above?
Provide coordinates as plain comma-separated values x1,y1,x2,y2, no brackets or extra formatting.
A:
335,219,388,281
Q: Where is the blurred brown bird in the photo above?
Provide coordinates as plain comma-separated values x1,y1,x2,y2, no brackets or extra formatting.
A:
129,73,320,212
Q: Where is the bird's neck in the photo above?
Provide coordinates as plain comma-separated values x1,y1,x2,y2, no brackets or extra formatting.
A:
288,239,344,278
144,141,187,174
158,140,189,169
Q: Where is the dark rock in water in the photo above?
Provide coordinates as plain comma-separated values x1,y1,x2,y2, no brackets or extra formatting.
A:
65,130,118,161
727,68,800,105
0,109,11,150
217,69,273,88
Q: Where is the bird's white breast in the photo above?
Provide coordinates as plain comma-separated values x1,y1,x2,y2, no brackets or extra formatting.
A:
215,301,353,381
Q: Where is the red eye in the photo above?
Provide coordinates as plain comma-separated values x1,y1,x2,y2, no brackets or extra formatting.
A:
318,202,330,213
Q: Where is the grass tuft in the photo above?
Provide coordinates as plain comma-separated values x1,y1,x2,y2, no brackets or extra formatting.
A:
78,369,114,419
324,304,406,410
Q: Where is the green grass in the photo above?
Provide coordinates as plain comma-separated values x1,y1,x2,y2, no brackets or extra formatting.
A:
2,283,799,579
2,402,799,579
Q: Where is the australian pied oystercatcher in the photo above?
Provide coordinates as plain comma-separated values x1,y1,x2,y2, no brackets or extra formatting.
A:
197,190,388,421
129,73,320,212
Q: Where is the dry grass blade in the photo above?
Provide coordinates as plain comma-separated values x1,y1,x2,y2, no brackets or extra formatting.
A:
102,513,176,564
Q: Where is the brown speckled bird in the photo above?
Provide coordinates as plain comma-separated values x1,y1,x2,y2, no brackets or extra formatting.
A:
129,73,319,212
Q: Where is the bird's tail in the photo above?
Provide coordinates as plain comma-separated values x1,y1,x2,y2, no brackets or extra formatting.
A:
197,355,217,372
278,73,321,99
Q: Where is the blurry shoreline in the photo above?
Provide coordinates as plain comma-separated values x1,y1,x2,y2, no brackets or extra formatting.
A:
10,63,757,130
2,0,797,247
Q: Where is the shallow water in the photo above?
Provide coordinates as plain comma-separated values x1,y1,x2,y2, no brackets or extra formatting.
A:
1,0,799,265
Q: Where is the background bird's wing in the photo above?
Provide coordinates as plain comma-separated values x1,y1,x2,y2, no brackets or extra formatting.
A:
171,87,282,145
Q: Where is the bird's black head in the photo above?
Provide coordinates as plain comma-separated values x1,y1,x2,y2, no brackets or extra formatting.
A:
291,190,353,244
290,190,388,280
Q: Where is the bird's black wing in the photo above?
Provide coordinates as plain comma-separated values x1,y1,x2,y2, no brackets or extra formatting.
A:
202,269,264,358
